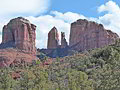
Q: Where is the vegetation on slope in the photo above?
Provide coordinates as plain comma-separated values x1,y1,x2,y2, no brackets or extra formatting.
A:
1,40,120,90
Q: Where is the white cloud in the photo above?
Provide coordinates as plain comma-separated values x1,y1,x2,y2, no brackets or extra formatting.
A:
51,11,86,23
26,15,70,49
0,0,120,49
0,19,10,43
97,1,120,35
0,0,50,17
98,1,120,14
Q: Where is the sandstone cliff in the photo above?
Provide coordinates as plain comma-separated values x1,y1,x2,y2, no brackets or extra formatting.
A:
1,17,36,54
69,19,119,51
47,27,60,49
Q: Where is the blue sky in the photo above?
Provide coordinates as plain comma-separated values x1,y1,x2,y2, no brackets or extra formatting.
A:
51,0,105,17
0,0,120,49
51,0,120,17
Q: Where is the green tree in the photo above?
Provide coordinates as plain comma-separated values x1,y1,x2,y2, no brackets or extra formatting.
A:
67,69,94,90
0,68,12,90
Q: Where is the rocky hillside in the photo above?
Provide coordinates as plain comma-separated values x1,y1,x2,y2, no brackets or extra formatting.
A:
0,48,37,67
1,40,120,90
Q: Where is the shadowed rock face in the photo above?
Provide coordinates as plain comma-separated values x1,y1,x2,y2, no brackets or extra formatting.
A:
69,19,119,51
1,17,36,54
61,32,68,48
47,27,60,49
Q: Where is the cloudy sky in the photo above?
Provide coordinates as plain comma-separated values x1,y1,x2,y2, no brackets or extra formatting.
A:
0,0,120,49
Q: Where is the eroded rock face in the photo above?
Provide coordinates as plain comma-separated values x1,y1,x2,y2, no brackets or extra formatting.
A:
47,27,60,49
69,19,119,51
61,32,68,48
1,17,36,54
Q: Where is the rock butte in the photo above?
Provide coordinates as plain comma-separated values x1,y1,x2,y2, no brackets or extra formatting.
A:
1,17,36,55
69,19,119,51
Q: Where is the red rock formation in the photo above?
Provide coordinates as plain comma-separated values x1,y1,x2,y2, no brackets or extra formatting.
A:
2,17,36,54
0,48,38,67
69,19,119,51
61,32,68,48
47,27,60,49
